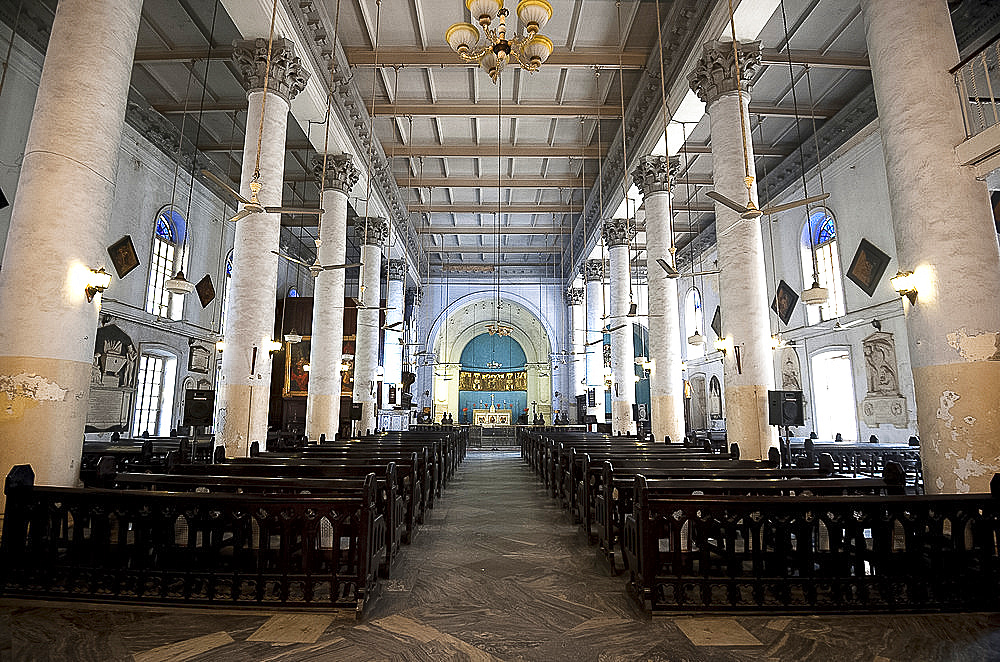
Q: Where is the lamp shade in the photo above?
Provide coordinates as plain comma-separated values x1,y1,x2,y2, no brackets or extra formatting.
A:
687,330,705,346
467,0,501,25
522,34,553,66
164,271,195,295
517,0,552,34
801,281,829,306
480,49,501,78
445,22,480,53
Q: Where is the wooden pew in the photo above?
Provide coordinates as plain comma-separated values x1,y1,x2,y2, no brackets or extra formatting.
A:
1,465,385,616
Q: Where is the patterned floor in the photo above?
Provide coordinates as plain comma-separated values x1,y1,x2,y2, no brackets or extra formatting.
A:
1,451,998,661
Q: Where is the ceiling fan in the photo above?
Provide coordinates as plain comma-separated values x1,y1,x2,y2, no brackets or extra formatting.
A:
350,296,396,312
655,258,719,279
382,321,403,331
270,249,360,276
706,189,830,221
202,169,323,224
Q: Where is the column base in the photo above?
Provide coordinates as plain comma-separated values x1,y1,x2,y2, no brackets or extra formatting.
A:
611,400,635,435
914,360,1000,494
306,392,340,442
650,394,684,443
0,355,90,510
724,384,777,460
218,382,269,458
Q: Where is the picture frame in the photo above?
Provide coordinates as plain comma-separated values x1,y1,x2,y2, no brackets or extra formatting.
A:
846,238,891,297
107,235,140,279
710,306,722,339
771,279,798,326
195,274,216,308
283,336,311,396
188,342,211,373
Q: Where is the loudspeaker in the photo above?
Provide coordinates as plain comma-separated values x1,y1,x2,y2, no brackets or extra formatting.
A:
183,389,215,427
768,390,804,426
350,402,363,421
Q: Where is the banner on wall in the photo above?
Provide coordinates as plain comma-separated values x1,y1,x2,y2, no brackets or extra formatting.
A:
459,370,527,392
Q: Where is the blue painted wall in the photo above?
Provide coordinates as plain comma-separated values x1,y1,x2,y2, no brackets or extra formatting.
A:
458,333,528,423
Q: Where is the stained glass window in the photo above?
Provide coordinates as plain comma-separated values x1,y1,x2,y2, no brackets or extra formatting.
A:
146,208,185,319
801,208,845,324
810,209,836,246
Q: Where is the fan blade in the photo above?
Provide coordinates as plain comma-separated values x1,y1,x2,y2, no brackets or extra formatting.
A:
605,324,626,333
201,170,250,205
319,262,362,270
706,190,750,213
382,322,403,331
264,206,323,215
656,258,679,277
584,337,605,346
760,193,830,216
228,208,253,223
270,250,312,269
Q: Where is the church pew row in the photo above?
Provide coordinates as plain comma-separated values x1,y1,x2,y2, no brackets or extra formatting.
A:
789,438,922,488
622,474,1000,612
1,465,384,615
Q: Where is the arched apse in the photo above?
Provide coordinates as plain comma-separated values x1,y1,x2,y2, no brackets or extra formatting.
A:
427,297,553,422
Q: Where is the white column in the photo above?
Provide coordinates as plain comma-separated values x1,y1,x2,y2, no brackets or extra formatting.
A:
305,153,360,441
689,40,776,459
566,287,586,419
861,0,1000,493
603,219,636,435
353,218,387,435
583,259,605,424
0,0,144,497
634,155,685,443
219,38,308,457
381,259,406,410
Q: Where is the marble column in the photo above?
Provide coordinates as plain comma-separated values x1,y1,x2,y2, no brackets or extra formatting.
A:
603,219,636,435
566,287,586,419
305,153,360,441
689,40,776,459
381,259,406,411
219,38,308,457
0,0,144,499
353,218,388,435
861,0,1000,493
583,259,605,424
633,155,685,443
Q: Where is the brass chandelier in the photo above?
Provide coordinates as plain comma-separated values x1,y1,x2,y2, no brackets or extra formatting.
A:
445,0,554,83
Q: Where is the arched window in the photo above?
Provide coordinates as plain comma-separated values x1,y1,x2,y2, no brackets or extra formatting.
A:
810,347,858,440
684,288,704,359
146,207,186,319
800,208,845,325
132,349,178,437
287,286,298,298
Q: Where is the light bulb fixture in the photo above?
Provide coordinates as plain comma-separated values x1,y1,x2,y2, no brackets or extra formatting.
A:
687,330,705,347
164,270,195,295
303,363,310,372
641,360,654,370
801,280,829,306
266,340,282,353
445,0,554,84
890,270,918,304
714,337,731,355
84,267,112,303
339,361,350,373
633,356,648,365
215,340,226,352
770,334,786,349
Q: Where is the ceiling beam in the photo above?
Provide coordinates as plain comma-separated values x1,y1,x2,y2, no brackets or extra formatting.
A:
199,140,313,152
417,225,572,234
399,177,585,189
748,104,840,119
344,47,648,69
410,203,574,213
369,102,622,118
760,48,870,70
425,246,564,254
133,46,235,63
152,99,248,113
680,144,793,157
387,144,604,158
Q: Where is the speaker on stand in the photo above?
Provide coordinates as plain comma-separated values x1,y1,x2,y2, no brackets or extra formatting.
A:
768,390,804,467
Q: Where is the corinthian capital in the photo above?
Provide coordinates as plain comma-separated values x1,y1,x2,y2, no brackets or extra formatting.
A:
565,287,585,307
355,218,388,246
313,153,361,194
233,37,309,103
387,259,407,282
687,40,762,107
632,155,681,196
602,217,633,248
584,259,605,282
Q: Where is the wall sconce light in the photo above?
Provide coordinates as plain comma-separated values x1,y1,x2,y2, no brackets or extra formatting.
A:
84,267,112,302
633,355,648,365
303,363,310,372
770,334,786,349
641,360,654,370
714,337,730,355
266,340,282,353
339,361,350,373
215,340,226,352
890,270,918,304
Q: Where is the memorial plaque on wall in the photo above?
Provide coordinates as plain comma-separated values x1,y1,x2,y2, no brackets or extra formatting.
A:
587,387,596,408
388,384,396,404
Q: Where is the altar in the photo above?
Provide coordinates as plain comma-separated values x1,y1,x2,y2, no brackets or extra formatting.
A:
473,409,511,426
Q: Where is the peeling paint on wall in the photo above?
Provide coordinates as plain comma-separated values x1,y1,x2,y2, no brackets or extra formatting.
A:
946,329,1000,361
0,373,69,402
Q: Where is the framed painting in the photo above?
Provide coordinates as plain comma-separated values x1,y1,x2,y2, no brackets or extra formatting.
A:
710,306,722,339
195,274,216,308
284,337,311,396
107,235,140,279
771,279,798,326
846,238,891,297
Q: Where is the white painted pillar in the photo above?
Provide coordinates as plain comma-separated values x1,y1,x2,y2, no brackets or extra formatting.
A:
634,155,685,443
583,259,605,424
689,40,776,459
603,219,636,435
0,0,144,497
218,38,308,457
566,287,586,419
353,218,387,435
305,153,360,441
861,0,1000,493
381,259,406,410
